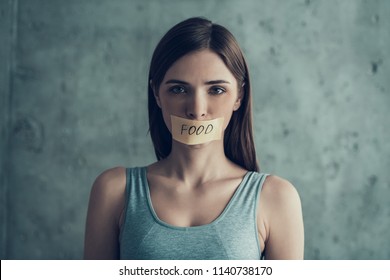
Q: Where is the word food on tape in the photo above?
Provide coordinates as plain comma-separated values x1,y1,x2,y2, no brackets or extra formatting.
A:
171,115,224,145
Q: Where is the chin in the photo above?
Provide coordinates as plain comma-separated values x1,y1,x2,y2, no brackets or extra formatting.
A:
187,143,210,149
173,139,215,149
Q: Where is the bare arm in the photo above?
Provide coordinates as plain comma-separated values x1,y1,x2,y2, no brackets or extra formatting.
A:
260,175,304,259
84,167,126,259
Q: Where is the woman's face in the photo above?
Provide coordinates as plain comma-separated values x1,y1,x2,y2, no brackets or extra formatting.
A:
154,49,242,137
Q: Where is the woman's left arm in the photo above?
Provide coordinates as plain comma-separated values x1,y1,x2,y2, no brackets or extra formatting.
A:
260,176,304,259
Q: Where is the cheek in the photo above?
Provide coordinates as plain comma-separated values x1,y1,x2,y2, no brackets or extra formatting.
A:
208,100,235,131
159,98,181,133
220,98,240,130
222,111,235,131
160,108,173,133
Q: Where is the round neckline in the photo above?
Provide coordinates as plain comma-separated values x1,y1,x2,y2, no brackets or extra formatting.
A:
141,166,252,231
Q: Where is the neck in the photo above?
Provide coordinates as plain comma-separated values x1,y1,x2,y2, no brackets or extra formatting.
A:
163,140,231,186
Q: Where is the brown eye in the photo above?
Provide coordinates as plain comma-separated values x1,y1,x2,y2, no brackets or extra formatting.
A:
209,86,226,95
169,85,187,94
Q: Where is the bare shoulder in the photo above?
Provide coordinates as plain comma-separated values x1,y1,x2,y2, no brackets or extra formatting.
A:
90,166,127,198
84,166,127,259
260,175,302,227
261,175,301,210
259,174,304,259
93,166,126,186
88,166,127,225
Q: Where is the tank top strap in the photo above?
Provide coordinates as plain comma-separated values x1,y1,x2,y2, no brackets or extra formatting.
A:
211,171,269,258
215,171,270,229
119,167,152,249
235,171,269,210
125,166,148,201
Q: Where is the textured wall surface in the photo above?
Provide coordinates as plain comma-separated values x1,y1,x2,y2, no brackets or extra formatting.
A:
1,0,389,259
1,0,15,260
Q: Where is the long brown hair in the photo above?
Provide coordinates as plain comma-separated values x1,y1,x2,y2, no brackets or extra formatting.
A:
148,17,259,172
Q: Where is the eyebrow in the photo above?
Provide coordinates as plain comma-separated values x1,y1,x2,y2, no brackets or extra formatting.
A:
165,79,230,85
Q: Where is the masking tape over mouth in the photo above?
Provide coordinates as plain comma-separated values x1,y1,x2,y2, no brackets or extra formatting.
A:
171,115,224,145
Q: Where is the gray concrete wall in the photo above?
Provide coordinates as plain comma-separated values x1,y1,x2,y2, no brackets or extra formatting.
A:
1,0,389,259
0,0,17,260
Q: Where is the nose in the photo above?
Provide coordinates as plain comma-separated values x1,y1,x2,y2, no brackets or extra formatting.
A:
185,91,207,120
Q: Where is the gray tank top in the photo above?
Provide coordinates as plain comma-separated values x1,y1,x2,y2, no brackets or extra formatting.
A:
120,166,269,260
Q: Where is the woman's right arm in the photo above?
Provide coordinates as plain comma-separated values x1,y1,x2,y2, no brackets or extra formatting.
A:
84,167,126,259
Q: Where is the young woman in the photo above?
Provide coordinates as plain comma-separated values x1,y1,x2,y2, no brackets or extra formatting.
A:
84,17,304,260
